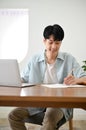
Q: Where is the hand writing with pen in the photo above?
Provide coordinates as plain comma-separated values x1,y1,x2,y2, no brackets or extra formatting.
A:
64,69,86,85
64,74,78,85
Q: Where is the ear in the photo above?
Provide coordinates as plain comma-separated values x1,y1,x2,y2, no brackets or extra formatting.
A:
43,38,46,45
43,38,46,42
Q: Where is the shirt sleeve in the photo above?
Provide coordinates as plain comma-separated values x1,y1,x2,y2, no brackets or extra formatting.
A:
21,61,31,83
71,56,86,78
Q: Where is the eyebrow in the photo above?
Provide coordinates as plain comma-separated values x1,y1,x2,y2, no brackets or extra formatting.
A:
48,39,54,42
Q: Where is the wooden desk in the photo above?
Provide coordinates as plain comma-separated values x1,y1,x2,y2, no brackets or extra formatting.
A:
0,85,86,109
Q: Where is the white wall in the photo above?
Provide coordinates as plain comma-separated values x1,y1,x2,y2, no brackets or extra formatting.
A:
0,0,86,119
0,0,86,69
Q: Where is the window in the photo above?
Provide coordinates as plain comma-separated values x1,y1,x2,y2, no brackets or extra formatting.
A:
0,9,29,62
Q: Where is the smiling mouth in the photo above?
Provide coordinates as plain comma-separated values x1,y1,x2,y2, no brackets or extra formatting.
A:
49,48,58,52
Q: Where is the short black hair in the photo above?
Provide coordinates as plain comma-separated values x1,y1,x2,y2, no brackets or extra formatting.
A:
43,24,64,41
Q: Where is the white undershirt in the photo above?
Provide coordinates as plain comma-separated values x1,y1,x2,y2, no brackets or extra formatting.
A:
43,61,58,84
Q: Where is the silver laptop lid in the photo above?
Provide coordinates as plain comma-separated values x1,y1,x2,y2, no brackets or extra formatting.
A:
0,59,22,86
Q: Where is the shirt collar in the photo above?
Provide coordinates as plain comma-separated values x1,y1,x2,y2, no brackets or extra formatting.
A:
38,51,64,62
57,52,64,61
37,51,45,62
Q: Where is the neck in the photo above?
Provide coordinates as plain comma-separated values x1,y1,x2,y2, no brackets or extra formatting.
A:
45,51,58,64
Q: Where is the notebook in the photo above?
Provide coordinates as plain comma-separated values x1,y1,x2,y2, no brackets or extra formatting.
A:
0,59,34,87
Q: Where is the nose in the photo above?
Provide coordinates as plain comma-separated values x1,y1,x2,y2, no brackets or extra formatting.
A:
52,43,57,49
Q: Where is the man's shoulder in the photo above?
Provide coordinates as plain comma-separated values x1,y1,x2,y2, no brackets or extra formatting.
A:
29,51,44,63
58,52,74,59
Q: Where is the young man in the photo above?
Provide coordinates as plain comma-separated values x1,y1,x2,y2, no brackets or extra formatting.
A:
8,24,86,130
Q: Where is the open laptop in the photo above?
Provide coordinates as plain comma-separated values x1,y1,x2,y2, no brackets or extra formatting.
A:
0,59,34,87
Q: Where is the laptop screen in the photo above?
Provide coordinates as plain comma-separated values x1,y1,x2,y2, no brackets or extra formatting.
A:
0,59,22,87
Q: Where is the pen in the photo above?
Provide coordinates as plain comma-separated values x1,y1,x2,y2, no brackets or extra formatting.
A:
64,68,74,84
68,68,74,76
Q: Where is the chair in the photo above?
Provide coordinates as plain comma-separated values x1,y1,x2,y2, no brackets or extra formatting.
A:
58,118,73,130
26,119,73,130
69,118,73,130
26,110,73,130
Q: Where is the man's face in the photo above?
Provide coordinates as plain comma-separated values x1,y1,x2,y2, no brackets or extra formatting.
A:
43,35,62,55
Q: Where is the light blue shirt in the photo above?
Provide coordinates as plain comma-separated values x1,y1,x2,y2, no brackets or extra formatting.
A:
21,51,86,84
21,51,86,121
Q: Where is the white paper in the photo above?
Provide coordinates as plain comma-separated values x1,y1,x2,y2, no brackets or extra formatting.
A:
41,84,85,88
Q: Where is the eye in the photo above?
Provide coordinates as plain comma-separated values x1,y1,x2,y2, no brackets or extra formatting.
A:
49,41,53,44
55,41,61,45
48,40,53,44
56,42,59,44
